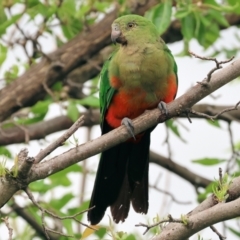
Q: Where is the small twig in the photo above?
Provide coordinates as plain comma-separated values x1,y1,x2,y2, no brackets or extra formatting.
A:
25,188,96,239
151,174,191,205
185,109,192,123
43,227,76,239
210,225,226,240
9,148,35,181
225,123,238,173
174,119,190,131
150,184,192,205
12,122,30,143
1,217,13,240
87,59,102,71
164,123,172,159
189,51,234,82
228,123,235,153
189,100,240,121
35,115,84,163
78,126,91,233
135,214,184,235
42,81,58,102
0,124,16,138
219,168,223,185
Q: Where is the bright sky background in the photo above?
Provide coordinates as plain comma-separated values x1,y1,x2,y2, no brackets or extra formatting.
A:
0,8,240,240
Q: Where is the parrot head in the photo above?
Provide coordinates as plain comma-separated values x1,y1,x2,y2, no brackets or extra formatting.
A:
111,14,159,46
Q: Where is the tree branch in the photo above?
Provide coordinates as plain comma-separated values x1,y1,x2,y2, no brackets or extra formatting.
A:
0,110,100,145
10,202,58,240
139,176,240,239
27,58,240,181
34,115,84,163
1,102,240,146
149,152,211,188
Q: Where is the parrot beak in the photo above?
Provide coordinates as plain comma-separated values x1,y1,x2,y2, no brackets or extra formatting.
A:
111,24,127,45
111,24,121,45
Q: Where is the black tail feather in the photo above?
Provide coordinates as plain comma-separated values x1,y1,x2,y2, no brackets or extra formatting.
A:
110,171,131,223
87,142,130,225
128,130,150,214
88,126,153,225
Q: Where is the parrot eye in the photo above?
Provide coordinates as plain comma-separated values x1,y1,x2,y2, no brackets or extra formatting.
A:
127,22,135,28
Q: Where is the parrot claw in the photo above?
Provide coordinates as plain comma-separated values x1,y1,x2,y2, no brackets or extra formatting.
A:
158,101,168,115
121,117,136,140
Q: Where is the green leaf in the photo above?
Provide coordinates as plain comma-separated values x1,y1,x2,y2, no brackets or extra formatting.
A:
26,2,56,19
67,101,79,122
146,1,172,35
208,9,229,27
31,100,50,116
0,43,7,65
166,119,186,142
50,193,74,209
0,14,22,36
228,226,240,237
197,181,215,202
77,95,100,108
206,119,221,128
17,115,45,125
166,119,180,137
29,180,53,193
175,9,190,19
94,227,107,238
67,200,90,220
204,23,219,48
48,164,82,187
181,13,195,41
0,5,7,24
0,146,12,158
94,1,111,12
62,219,74,236
192,158,226,166
57,0,82,39
52,82,62,91
125,234,137,240
227,0,240,13
49,172,72,187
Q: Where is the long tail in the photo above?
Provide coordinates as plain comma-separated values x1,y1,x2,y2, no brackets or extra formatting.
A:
87,129,151,225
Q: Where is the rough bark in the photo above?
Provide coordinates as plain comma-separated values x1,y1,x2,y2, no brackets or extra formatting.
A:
153,177,240,240
1,103,239,145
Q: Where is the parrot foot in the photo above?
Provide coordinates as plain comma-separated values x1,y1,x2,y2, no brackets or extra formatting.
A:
158,101,168,116
121,117,136,140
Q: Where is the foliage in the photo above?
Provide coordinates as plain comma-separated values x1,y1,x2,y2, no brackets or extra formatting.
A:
212,173,232,202
0,0,240,239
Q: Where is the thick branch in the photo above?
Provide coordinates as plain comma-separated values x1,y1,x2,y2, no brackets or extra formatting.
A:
0,110,99,145
150,152,211,188
153,176,240,240
1,103,239,146
27,59,240,182
156,198,240,239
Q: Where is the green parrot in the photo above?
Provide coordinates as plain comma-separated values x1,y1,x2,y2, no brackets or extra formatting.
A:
88,14,178,225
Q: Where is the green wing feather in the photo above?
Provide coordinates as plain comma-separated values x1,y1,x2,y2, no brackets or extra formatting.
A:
163,40,178,87
99,53,116,129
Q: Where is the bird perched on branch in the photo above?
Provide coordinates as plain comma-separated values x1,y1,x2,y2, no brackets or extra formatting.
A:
88,14,178,225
